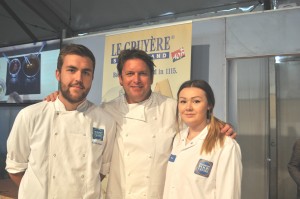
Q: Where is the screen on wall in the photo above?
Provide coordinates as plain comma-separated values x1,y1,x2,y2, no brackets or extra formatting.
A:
0,40,60,103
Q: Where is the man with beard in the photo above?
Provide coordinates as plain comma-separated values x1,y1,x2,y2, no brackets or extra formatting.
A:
5,44,116,199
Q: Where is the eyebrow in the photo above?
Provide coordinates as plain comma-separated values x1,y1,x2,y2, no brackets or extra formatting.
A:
123,70,148,73
67,65,93,71
66,65,77,69
179,96,202,99
82,68,93,72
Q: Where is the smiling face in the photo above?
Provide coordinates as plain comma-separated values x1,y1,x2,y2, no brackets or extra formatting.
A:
56,54,94,110
119,58,153,104
178,87,210,130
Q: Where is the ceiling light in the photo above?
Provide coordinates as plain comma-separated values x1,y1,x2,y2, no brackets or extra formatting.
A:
159,12,174,17
78,33,88,36
239,6,255,12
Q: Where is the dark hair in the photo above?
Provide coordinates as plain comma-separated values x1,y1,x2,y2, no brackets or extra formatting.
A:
117,49,155,78
176,79,225,154
57,44,96,73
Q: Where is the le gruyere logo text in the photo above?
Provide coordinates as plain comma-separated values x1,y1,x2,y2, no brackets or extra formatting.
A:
110,36,173,64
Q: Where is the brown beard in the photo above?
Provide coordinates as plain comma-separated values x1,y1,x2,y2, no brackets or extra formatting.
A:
59,81,89,103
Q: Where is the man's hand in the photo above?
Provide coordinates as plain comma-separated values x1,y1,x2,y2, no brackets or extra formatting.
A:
8,172,24,186
43,91,59,102
221,123,237,139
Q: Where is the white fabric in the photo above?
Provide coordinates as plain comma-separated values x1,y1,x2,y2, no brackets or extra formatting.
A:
102,92,177,199
163,126,242,199
6,98,116,199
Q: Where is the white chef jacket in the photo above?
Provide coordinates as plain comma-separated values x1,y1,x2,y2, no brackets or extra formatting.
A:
163,126,242,199
6,98,116,199
102,92,177,199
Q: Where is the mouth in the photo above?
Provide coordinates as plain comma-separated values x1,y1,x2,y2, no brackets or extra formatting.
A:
131,85,143,89
131,84,143,87
184,114,195,117
70,84,84,89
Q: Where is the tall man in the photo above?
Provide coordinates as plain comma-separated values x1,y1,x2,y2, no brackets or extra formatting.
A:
6,44,116,199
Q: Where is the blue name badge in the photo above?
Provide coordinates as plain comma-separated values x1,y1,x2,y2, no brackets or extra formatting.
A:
169,154,176,162
194,159,213,177
92,128,104,145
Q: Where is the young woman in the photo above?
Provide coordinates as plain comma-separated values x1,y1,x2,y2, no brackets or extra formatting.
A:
163,80,242,199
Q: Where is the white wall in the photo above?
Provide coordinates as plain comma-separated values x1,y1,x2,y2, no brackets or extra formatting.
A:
226,7,300,58
192,18,227,119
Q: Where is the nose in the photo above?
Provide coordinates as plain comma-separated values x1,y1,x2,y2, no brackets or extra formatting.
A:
75,71,83,81
133,73,141,83
186,101,192,111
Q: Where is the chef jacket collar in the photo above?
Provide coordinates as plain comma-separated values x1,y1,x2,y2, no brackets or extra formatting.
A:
122,91,154,121
54,96,89,112
181,125,209,142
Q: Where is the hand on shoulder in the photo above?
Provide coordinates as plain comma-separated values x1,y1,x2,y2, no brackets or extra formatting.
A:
43,91,59,102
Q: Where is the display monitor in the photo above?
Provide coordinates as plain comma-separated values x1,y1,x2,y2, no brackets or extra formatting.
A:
0,40,60,103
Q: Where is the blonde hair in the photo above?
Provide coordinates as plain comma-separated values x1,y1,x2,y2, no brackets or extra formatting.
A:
201,115,225,154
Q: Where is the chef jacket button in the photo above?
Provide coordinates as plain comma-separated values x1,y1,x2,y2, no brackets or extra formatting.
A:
83,134,86,136
125,134,128,137
82,154,85,157
56,112,59,116
81,175,84,179
54,132,58,135
146,176,150,179
53,154,56,157
152,135,156,138
53,176,55,179
148,155,152,159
